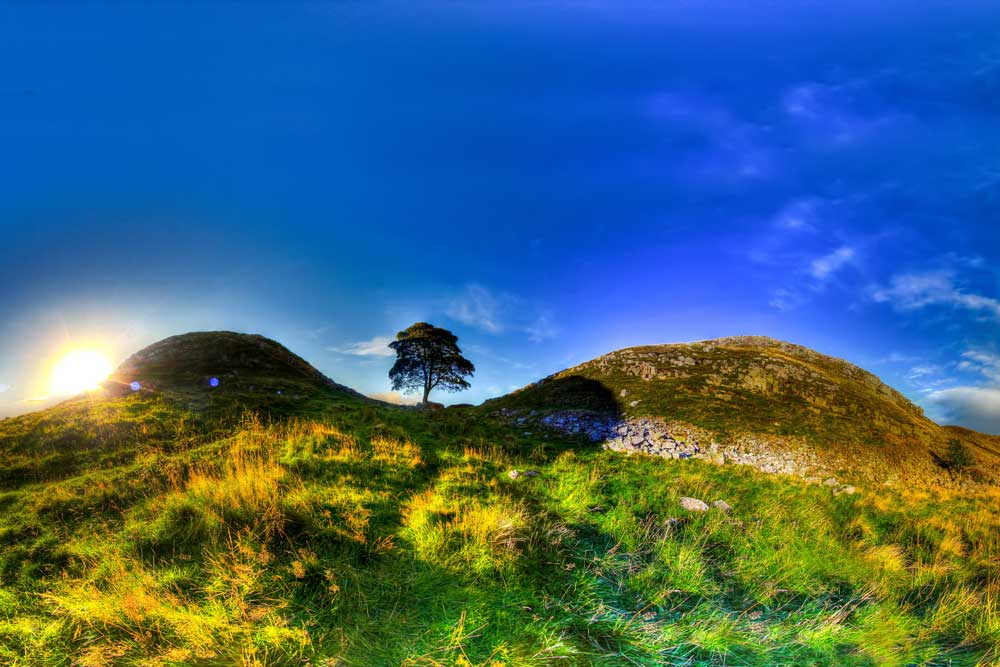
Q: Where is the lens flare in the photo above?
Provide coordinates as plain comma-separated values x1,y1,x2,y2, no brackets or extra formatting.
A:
50,349,113,396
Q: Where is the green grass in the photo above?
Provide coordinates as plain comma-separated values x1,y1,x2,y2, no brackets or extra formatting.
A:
0,392,998,665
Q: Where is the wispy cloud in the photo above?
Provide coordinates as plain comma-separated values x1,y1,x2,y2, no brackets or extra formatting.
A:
644,92,779,185
871,270,1000,319
524,313,558,343
782,80,905,147
445,284,558,342
873,352,922,365
810,246,855,280
768,287,808,312
328,335,395,357
957,350,1000,382
772,197,822,232
446,284,506,333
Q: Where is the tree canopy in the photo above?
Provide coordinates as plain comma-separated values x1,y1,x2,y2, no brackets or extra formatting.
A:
388,323,475,404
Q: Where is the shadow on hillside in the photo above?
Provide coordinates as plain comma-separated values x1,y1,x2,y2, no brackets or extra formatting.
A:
514,374,623,416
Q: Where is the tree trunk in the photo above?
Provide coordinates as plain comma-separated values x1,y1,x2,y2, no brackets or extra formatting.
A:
422,384,430,404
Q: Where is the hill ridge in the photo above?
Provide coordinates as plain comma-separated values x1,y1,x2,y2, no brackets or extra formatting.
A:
488,335,998,487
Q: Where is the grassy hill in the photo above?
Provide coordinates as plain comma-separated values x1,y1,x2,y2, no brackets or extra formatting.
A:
486,336,1000,487
0,333,998,665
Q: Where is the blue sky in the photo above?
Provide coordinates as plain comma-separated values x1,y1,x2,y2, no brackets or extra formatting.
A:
3,2,1000,431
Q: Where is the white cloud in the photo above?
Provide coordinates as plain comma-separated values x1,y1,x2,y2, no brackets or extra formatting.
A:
810,245,855,280
768,287,807,311
328,335,395,357
928,386,1000,434
446,284,506,333
907,365,942,379
445,284,558,342
0,384,9,393
957,350,1000,382
871,270,1000,319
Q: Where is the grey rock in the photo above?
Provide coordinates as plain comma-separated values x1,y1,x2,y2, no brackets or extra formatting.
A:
679,497,709,512
711,500,732,513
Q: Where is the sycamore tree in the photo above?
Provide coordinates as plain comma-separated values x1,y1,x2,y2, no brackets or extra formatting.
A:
388,323,475,404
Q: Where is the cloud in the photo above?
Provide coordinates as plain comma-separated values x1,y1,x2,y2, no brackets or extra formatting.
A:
446,284,506,333
772,197,822,232
0,384,9,393
957,350,1000,382
768,287,808,311
367,390,420,405
781,80,904,147
927,386,1000,434
445,284,557,342
644,92,779,185
809,245,855,280
524,313,558,343
328,335,395,357
871,270,1000,319
874,352,922,365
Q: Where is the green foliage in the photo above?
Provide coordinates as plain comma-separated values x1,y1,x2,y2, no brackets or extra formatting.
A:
944,438,974,471
389,322,475,402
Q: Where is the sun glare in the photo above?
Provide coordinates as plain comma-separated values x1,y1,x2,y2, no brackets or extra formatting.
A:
50,349,113,396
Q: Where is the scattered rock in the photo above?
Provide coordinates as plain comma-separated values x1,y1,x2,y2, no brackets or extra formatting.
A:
508,469,540,480
619,389,630,397
823,477,839,487
508,470,520,480
493,408,826,480
834,485,856,496
629,400,640,407
523,470,541,478
711,500,732,513
679,497,709,512
417,401,445,410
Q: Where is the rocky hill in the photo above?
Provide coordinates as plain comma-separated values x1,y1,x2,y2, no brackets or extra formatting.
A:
487,336,999,488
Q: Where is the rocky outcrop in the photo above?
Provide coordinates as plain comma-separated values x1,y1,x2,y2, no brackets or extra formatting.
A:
492,408,876,496
495,408,828,478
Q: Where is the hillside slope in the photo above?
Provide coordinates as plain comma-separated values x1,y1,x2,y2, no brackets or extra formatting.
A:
0,332,998,665
0,332,369,486
106,331,367,405
487,336,998,487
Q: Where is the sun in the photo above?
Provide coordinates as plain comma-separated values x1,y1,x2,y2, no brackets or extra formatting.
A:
50,349,114,395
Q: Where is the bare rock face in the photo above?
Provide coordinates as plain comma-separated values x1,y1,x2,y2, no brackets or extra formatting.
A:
417,401,445,411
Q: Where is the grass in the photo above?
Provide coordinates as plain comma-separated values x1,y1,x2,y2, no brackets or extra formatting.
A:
0,391,998,665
